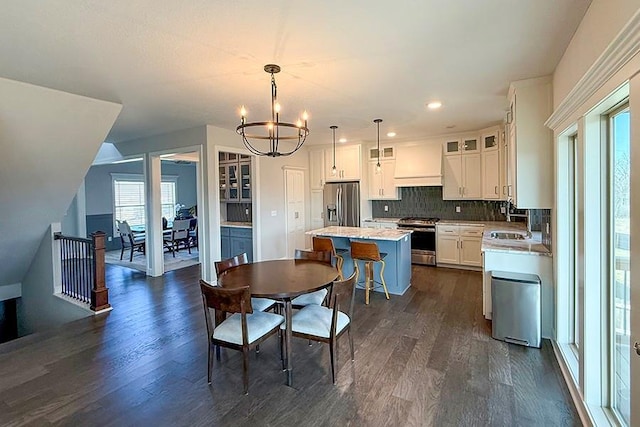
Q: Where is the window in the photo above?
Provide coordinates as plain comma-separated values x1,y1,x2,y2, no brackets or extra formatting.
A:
608,103,630,426
113,174,177,228
568,133,580,353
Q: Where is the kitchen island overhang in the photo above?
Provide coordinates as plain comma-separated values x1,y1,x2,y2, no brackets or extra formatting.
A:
307,226,412,296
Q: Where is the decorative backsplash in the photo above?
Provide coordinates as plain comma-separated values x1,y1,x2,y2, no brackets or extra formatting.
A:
227,202,252,222
371,187,508,221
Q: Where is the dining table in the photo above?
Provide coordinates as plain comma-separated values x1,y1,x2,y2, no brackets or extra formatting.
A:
217,258,338,386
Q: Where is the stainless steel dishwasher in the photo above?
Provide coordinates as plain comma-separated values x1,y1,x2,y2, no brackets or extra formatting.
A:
491,271,541,348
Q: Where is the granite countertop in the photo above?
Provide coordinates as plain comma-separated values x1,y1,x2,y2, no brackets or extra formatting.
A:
437,220,551,256
221,221,252,228
363,218,402,223
307,226,411,241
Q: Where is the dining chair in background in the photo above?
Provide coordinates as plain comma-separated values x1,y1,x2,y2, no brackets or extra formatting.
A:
291,249,334,308
116,219,145,262
282,271,357,384
215,253,277,313
200,280,284,394
163,219,191,257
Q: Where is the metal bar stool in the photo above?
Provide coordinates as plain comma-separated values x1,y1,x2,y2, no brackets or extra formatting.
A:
312,236,347,280
350,240,390,305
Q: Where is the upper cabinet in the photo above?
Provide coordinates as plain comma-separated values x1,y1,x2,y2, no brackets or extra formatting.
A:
368,158,400,200
443,152,482,200
442,135,482,200
325,144,361,182
481,131,499,152
481,129,505,200
368,145,395,161
309,149,325,190
219,152,251,202
507,76,553,209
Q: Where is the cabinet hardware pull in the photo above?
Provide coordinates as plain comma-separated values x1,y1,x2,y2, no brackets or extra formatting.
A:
502,186,506,195
495,185,498,194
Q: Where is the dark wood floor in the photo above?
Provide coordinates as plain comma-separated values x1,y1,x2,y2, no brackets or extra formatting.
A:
0,264,580,426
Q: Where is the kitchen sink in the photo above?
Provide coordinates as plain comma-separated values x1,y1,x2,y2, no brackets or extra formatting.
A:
490,231,529,240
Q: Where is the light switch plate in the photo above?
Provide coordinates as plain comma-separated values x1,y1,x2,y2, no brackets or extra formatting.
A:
271,210,277,216
456,206,461,213
500,206,506,214
384,205,389,212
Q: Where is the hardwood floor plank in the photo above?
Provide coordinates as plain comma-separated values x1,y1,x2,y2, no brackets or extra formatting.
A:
0,264,580,426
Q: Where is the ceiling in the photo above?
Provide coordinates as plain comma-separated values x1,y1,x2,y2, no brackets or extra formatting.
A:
0,0,591,146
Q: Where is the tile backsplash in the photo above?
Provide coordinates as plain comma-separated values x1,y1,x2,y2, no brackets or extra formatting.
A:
226,202,252,222
372,187,508,221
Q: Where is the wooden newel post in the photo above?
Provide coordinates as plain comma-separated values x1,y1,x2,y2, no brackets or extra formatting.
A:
90,231,111,312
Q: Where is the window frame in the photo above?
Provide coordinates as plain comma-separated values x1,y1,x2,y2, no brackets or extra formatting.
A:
111,173,178,235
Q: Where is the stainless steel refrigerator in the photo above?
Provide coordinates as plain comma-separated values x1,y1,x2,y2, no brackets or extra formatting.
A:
323,181,360,227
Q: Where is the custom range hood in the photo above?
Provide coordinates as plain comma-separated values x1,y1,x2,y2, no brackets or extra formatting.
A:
393,142,442,186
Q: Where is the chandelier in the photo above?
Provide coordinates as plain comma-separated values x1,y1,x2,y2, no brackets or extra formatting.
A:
236,64,309,157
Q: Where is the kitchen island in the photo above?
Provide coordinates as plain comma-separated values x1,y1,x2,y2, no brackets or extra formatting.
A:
306,226,412,295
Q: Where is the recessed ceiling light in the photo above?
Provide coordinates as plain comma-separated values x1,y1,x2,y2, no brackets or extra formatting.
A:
427,101,442,109
387,132,396,137
446,125,456,129
339,137,347,143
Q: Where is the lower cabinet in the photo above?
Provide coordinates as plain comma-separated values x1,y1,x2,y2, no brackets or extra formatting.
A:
220,226,253,262
436,224,484,268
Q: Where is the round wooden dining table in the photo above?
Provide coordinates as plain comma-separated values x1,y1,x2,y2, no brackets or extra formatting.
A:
217,259,338,386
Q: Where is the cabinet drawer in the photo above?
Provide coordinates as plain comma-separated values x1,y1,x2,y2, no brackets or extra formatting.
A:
437,225,459,236
460,226,484,237
230,227,252,238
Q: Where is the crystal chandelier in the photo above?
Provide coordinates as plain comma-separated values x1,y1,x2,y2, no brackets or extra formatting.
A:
236,64,309,157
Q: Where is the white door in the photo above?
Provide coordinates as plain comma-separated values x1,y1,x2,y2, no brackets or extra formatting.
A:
285,169,305,257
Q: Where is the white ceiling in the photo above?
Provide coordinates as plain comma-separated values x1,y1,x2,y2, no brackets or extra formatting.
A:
0,0,591,146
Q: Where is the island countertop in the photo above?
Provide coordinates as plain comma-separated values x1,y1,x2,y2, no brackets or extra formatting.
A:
307,226,412,241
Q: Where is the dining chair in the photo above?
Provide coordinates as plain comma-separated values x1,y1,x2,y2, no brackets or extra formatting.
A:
116,220,145,262
215,253,277,313
282,270,357,384
163,219,191,257
200,280,284,394
188,218,198,249
291,249,334,308
312,236,347,280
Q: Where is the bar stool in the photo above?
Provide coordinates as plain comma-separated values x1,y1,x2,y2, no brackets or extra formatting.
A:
350,241,390,305
312,236,347,280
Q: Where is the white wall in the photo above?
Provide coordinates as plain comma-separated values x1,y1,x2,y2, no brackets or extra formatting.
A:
0,77,121,292
19,224,90,335
553,0,640,109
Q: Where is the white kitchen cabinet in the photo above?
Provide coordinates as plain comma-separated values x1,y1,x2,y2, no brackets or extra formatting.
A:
309,149,325,190
482,149,501,199
506,76,553,208
481,131,499,152
461,136,480,153
368,145,395,161
443,153,482,200
444,138,462,156
367,159,399,200
326,144,361,181
436,224,484,268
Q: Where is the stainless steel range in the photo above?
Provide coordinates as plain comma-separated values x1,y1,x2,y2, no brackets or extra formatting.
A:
397,217,440,266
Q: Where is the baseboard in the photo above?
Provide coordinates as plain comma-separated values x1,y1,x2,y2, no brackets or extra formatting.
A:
550,340,593,427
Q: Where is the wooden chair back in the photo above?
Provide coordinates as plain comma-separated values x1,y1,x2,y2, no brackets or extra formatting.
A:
215,253,249,277
329,271,357,338
312,236,336,256
294,249,332,264
350,241,382,262
200,279,253,315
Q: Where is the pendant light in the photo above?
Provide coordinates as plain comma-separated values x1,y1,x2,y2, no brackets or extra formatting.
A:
374,119,382,172
330,125,338,175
